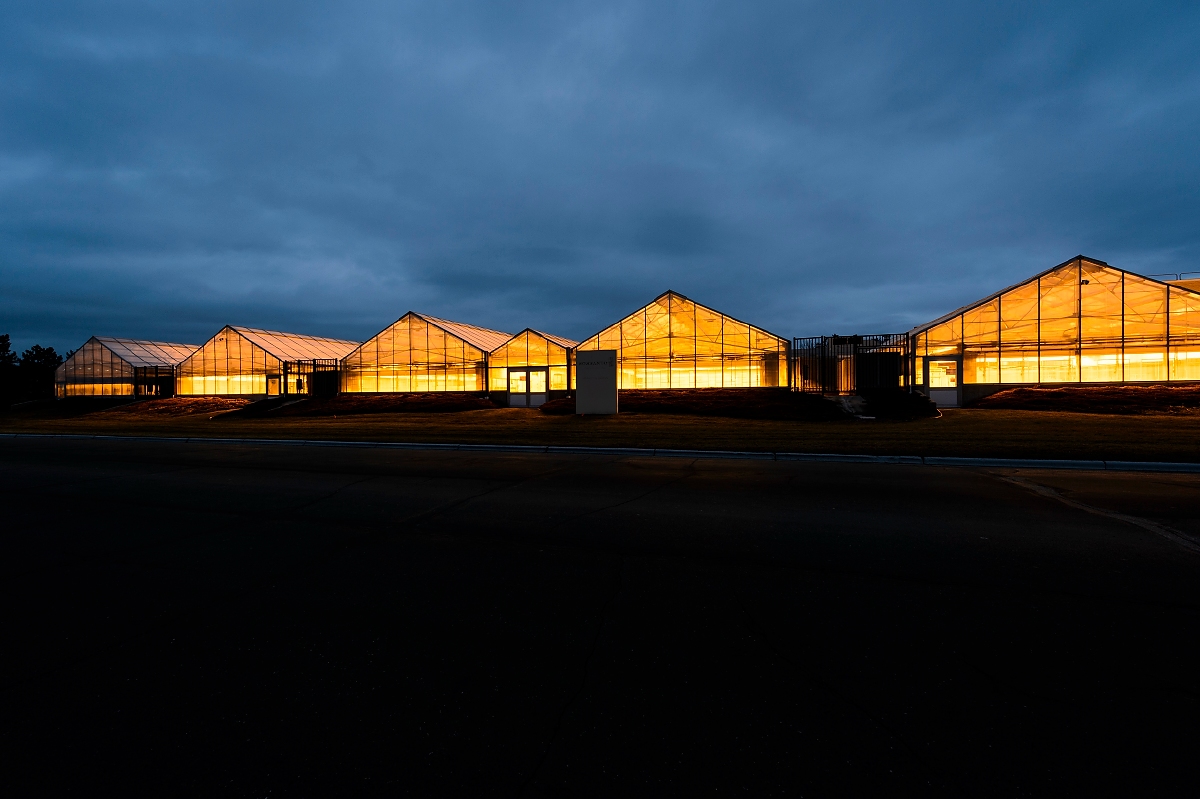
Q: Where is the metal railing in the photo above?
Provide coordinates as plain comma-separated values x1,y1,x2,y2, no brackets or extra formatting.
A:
792,334,910,394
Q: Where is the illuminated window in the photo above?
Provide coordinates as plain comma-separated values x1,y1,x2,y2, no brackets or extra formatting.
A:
575,291,789,389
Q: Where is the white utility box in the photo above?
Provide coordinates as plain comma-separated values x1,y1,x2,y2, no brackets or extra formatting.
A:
575,349,618,414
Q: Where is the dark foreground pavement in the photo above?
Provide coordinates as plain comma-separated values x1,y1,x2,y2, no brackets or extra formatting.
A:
1,438,1198,796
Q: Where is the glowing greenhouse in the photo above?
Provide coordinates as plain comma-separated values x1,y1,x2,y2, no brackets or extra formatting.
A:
911,255,1200,406
575,291,789,390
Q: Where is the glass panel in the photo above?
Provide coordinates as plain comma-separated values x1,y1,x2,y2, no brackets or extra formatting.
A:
928,360,958,388
1169,287,1200,380
1000,280,1039,347
960,302,998,383
509,370,527,393
1124,275,1167,344
964,351,998,384
1124,347,1167,382
549,365,568,390
1080,264,1123,345
1039,265,1079,351
913,332,927,386
341,313,487,393
529,370,547,393
963,301,999,347
926,317,961,357
1124,275,1167,382
1079,348,1122,383
1038,350,1078,383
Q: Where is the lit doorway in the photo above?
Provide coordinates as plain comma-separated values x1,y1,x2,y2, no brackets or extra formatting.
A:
508,367,548,407
924,357,961,407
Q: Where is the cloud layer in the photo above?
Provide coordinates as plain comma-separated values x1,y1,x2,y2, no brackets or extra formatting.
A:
3,1,1199,351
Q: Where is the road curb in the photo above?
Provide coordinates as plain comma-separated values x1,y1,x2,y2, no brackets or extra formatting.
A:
4,432,1200,474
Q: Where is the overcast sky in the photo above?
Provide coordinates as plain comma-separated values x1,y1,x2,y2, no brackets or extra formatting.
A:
2,1,1199,352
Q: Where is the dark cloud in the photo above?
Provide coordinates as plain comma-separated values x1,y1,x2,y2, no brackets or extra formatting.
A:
2,1,1199,351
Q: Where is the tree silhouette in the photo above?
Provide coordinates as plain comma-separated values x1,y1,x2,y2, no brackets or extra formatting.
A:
0,334,14,407
17,344,63,401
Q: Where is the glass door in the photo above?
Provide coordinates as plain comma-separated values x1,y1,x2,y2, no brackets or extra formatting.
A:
508,368,549,407
508,369,529,406
925,358,960,407
528,368,548,407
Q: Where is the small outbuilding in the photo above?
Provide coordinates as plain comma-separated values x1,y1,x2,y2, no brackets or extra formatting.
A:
54,337,199,398
488,329,577,406
176,326,359,397
575,290,790,389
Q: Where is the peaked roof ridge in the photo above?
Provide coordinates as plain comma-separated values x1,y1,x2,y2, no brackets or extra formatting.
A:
227,324,357,342
94,334,199,348
222,325,360,361
908,254,1192,335
85,336,200,367
417,312,512,337
516,327,579,349
415,312,513,351
577,289,789,347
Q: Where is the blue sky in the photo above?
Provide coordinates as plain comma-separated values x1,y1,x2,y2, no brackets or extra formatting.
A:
3,1,1199,352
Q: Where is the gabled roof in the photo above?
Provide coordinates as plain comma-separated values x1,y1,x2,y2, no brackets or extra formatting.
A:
226,326,360,361
494,328,578,352
579,289,789,346
906,255,1200,337
531,329,578,349
92,336,198,367
411,314,513,352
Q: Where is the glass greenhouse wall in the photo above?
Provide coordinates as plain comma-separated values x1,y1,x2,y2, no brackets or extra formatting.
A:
488,329,576,406
341,313,511,393
54,337,198,398
912,256,1200,388
177,326,359,396
576,291,789,389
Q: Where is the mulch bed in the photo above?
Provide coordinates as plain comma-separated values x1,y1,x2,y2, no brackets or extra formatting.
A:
98,397,253,416
540,388,850,421
270,393,501,417
971,385,1200,415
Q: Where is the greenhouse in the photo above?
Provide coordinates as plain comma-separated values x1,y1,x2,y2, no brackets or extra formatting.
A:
911,255,1200,406
177,326,359,397
488,329,577,406
575,290,790,389
341,313,511,393
54,336,198,398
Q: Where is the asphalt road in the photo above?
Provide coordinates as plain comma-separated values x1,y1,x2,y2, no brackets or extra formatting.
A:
1,437,1198,796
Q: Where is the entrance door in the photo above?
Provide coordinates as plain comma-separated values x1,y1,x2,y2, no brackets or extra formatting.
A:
508,370,528,406
267,375,281,396
508,368,549,407
528,369,547,407
925,358,960,407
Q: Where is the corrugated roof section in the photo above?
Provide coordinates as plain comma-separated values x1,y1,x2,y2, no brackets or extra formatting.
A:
95,337,199,367
231,327,360,361
420,314,513,352
527,329,578,350
1168,278,1200,294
